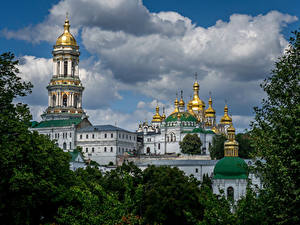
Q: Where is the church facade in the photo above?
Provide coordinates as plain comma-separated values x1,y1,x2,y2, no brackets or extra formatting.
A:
137,80,234,156
31,17,137,165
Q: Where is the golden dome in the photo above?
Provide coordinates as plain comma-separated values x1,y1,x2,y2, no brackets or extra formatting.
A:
205,96,216,117
152,105,162,122
171,95,179,114
56,17,77,46
179,90,185,108
211,126,219,134
161,107,166,120
220,104,232,125
191,77,205,111
224,124,239,157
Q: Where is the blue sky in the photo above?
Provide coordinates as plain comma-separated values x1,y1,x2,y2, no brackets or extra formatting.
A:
1,0,299,131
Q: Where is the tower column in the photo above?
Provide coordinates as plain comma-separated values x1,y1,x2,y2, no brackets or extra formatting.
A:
48,94,51,107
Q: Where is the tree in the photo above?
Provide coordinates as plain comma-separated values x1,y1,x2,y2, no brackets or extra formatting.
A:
179,133,202,155
209,134,226,159
250,30,300,224
0,52,74,224
141,166,204,225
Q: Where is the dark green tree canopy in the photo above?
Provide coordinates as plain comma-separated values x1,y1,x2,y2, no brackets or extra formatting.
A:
179,133,202,155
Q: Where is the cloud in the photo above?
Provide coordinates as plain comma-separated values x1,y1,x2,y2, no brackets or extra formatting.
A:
3,0,298,131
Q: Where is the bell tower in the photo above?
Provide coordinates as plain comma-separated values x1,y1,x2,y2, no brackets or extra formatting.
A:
42,15,86,120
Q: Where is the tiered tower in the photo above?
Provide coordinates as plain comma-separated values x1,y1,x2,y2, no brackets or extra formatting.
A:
42,16,86,120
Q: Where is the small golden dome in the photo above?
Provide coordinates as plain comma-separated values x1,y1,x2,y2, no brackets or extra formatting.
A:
161,107,166,120
211,126,219,134
227,124,235,133
152,105,162,122
171,95,179,114
179,90,185,107
193,81,200,90
56,17,77,46
220,104,232,125
205,96,216,117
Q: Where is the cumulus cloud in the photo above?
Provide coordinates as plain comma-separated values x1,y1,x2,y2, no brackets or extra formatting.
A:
3,0,298,131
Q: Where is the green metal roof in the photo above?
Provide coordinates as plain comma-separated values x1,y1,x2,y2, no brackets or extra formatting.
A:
69,149,84,162
33,118,82,128
182,127,215,134
30,121,39,128
165,112,197,123
213,157,248,179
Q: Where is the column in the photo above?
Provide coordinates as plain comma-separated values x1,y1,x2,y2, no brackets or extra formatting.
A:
71,93,74,107
68,59,72,77
48,94,51,107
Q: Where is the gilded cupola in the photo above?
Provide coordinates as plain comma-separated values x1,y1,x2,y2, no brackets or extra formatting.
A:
171,94,179,114
191,74,205,111
152,105,162,122
161,107,166,120
205,96,216,117
179,90,185,108
56,15,77,46
224,124,239,157
220,104,232,125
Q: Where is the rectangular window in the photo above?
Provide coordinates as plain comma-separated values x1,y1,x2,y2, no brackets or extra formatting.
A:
104,147,107,152
92,147,94,153
80,134,82,139
105,133,107,138
158,143,160,149
119,133,121,138
86,134,88,139
70,132,72,138
111,133,113,138
92,134,95,139
64,61,68,76
110,147,113,152
129,136,131,140
195,168,198,173
86,148,88,153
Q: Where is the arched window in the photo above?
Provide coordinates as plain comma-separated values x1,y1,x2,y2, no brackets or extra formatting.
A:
57,61,60,76
71,60,75,77
64,61,68,76
74,95,78,108
158,143,160,149
63,94,67,107
69,142,72,149
227,187,234,200
92,147,94,153
52,95,56,107
63,142,66,150
146,147,150,154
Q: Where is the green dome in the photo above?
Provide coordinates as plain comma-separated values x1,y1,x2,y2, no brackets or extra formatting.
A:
213,157,248,179
165,112,197,123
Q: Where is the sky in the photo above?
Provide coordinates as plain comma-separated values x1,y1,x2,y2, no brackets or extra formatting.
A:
0,0,299,132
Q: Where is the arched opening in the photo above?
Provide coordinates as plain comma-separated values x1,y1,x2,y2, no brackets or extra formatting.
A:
52,95,56,107
64,61,68,76
63,142,66,150
71,60,75,77
227,186,234,201
63,94,68,107
57,61,60,76
74,95,78,108
146,147,150,154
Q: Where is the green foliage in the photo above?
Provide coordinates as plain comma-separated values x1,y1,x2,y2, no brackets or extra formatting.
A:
249,30,300,224
141,165,204,225
0,52,75,224
179,133,202,155
209,134,226,159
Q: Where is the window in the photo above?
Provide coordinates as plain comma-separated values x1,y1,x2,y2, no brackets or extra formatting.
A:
74,95,78,108
63,133,64,139
104,147,107,152
70,132,72,138
146,147,150,154
129,136,131,140
55,133,57,139
57,61,60,76
227,187,234,200
69,142,72,149
92,134,95,139
119,147,121,153
86,134,88,139
71,61,75,77
86,148,88,153
111,133,113,138
52,95,56,106
195,168,198,173
92,147,94,153
158,143,160,150
126,134,128,139
110,147,113,152
63,142,66,150
122,134,124,139
80,134,82,139
64,61,68,76
63,94,67,107
119,133,121,138
58,133,60,138
104,133,107,138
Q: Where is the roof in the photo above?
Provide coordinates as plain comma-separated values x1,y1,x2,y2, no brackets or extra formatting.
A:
78,124,135,133
32,118,82,128
69,149,84,162
182,127,215,134
165,112,197,123
213,157,248,179
136,159,218,167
